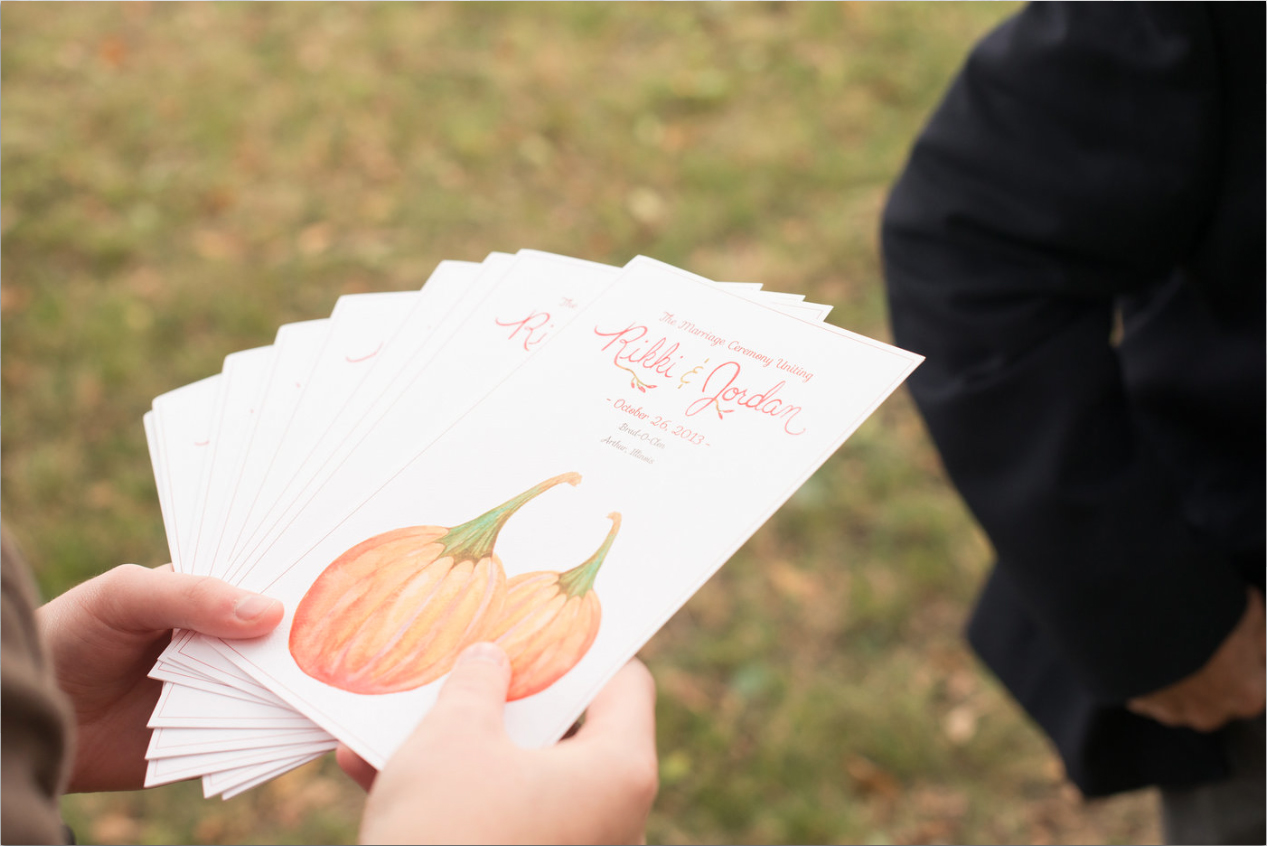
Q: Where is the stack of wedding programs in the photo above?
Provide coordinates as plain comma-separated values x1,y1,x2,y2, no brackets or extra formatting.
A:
143,250,922,798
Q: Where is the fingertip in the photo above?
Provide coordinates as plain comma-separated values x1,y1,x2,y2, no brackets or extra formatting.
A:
455,641,511,672
431,642,512,728
232,593,284,627
602,658,657,707
622,657,656,694
576,658,657,744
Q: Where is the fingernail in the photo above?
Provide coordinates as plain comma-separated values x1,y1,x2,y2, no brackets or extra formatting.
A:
234,594,279,622
457,642,508,668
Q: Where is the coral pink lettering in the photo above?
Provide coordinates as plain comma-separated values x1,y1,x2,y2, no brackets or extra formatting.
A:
593,323,683,380
612,398,649,419
495,311,552,351
683,361,806,435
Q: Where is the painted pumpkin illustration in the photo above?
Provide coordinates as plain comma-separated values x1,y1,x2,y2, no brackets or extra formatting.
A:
289,472,581,695
485,512,621,701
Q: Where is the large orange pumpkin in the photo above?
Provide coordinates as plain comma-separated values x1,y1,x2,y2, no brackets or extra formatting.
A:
289,472,581,694
485,512,621,701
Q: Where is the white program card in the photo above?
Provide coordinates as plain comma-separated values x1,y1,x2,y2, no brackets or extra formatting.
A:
142,253,862,793
160,261,842,733
210,256,921,768
150,277,831,775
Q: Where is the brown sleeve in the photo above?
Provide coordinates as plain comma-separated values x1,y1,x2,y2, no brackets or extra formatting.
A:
2,533,73,845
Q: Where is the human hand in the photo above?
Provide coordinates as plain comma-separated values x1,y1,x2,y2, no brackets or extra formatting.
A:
1127,587,1266,732
342,643,659,845
37,563,283,792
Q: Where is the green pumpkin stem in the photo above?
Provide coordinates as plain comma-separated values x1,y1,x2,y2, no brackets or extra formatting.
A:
559,513,621,598
441,472,582,562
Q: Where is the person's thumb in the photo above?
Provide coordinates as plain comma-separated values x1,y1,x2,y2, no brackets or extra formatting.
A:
425,642,513,737
78,563,283,639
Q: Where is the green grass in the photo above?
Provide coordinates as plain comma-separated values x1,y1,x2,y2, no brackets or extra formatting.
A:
3,3,1159,843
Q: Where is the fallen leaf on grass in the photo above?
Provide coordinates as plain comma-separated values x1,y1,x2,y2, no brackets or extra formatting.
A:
92,811,140,845
845,754,901,801
942,702,978,745
626,187,667,227
911,784,969,819
298,222,334,257
194,229,244,261
98,37,128,69
0,285,30,313
768,559,818,603
658,667,714,711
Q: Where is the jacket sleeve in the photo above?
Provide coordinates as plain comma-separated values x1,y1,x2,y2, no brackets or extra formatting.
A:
2,534,73,845
881,2,1247,702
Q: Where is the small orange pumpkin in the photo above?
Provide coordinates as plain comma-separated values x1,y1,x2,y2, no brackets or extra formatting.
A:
289,473,581,695
486,512,621,701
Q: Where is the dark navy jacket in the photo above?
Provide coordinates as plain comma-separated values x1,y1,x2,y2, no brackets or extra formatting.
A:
882,2,1264,796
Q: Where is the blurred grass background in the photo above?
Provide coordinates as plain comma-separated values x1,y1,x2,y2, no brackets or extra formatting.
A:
2,3,1160,844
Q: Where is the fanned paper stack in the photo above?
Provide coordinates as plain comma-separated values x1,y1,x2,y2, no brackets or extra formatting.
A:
143,250,921,798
